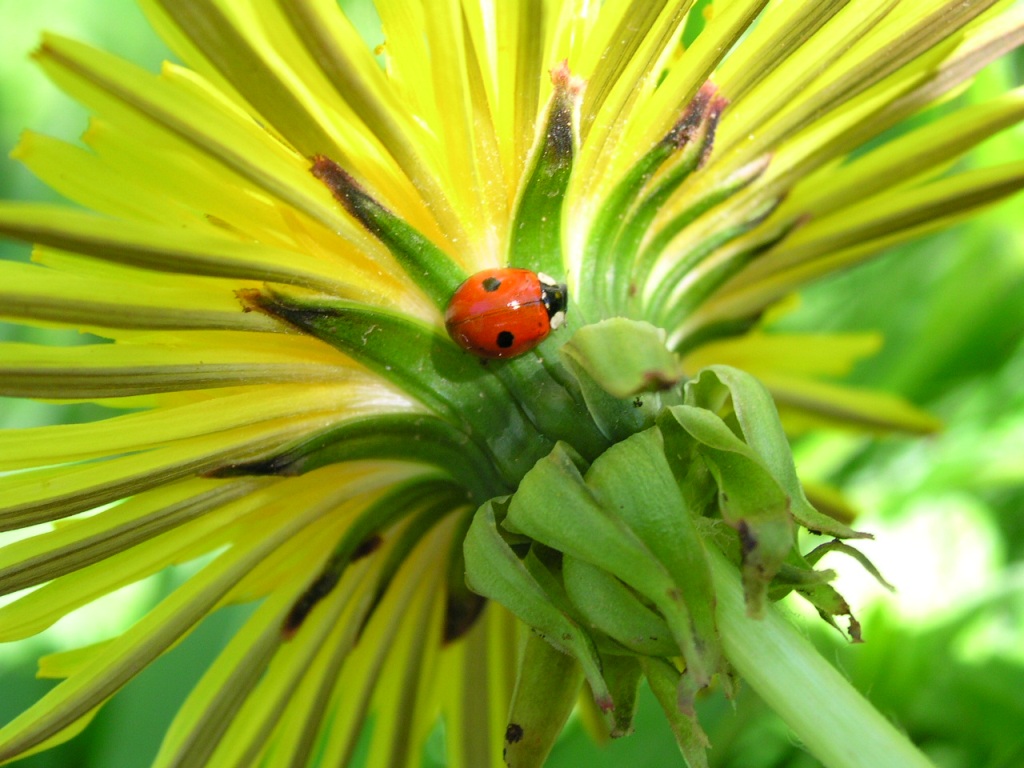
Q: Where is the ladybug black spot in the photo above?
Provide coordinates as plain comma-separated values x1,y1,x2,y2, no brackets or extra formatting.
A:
482,276,502,292
496,331,515,348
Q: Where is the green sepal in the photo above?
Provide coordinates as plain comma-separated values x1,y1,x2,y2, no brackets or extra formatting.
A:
559,346,664,444
508,65,577,279
521,547,654,663
641,657,710,768
519,547,579,623
247,287,548,486
505,441,720,698
791,579,863,643
600,654,643,738
805,539,894,592
659,404,793,617
765,550,865,643
562,555,677,657
795,539,894,642
210,412,506,501
686,366,870,540
767,557,838,602
463,498,612,711
582,429,721,689
311,155,465,310
503,630,585,768
561,318,685,399
282,476,464,636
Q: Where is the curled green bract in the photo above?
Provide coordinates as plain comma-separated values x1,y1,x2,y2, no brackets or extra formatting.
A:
465,321,884,766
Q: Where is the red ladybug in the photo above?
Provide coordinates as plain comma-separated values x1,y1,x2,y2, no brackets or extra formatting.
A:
444,268,568,358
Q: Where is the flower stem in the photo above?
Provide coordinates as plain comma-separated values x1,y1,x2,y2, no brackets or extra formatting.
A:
708,548,935,768
503,631,584,768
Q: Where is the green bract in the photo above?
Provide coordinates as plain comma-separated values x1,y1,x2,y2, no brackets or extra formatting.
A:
464,323,880,763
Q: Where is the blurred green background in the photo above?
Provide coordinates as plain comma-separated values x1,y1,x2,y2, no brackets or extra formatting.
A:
1,3,1022,767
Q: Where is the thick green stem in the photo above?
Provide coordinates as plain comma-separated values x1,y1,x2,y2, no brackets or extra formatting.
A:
709,548,934,768
503,632,584,768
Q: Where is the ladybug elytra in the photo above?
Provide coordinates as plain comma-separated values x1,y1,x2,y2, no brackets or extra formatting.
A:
444,268,568,359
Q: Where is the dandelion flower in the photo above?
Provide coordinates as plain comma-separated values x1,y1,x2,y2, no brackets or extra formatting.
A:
1,1,1022,767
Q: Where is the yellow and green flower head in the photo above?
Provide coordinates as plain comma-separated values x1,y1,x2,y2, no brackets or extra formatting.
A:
0,1,1021,766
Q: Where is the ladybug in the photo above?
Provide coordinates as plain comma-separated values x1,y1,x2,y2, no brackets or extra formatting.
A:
444,268,568,358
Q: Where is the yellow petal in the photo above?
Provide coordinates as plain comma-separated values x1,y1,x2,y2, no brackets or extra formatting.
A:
759,373,942,435
686,161,1024,331
0,410,359,529
621,0,768,170
0,335,353,399
441,602,518,768
34,34,359,240
683,331,883,378
0,478,264,599
0,382,410,471
781,86,1024,219
0,259,275,333
0,204,358,296
0,483,350,762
